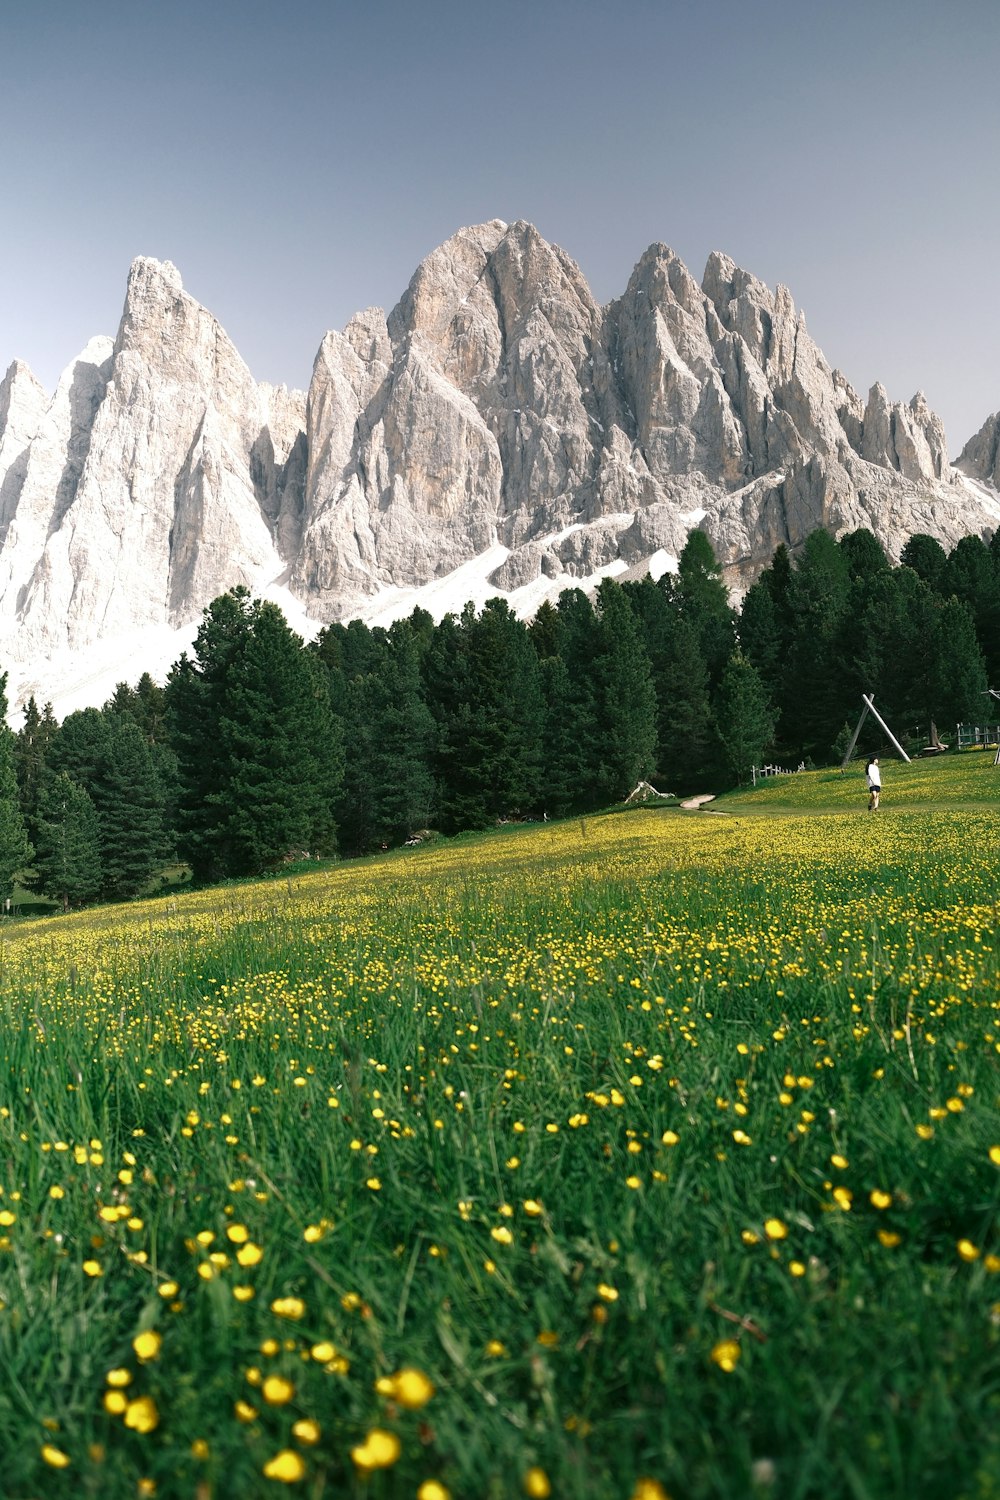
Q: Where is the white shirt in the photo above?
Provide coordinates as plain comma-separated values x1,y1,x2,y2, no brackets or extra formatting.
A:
867,762,881,789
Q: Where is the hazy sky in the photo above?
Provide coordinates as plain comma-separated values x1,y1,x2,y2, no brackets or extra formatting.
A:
3,0,998,449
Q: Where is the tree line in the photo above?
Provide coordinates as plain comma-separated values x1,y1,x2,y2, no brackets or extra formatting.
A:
0,524,995,907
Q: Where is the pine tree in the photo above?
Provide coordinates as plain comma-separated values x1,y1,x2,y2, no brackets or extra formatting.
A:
738,580,782,707
900,534,948,593
930,597,989,732
30,771,102,911
839,528,890,582
592,579,657,802
376,618,436,841
327,621,435,854
213,602,343,873
551,589,604,808
50,707,111,788
0,674,32,898
624,577,715,790
15,696,58,847
715,652,776,786
93,717,166,901
538,653,590,816
944,535,998,686
783,529,852,759
677,530,736,687
426,601,544,832
529,599,562,660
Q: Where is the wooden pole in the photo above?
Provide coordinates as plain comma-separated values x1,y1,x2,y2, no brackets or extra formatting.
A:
862,693,911,763
840,699,871,769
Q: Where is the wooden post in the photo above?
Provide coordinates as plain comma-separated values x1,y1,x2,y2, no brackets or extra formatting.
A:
840,699,871,769
862,694,911,762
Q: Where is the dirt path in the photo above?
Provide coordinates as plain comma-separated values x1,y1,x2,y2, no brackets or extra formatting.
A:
679,793,716,810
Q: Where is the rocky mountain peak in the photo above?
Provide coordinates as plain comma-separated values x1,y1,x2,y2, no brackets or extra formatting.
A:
0,220,996,715
956,410,1000,488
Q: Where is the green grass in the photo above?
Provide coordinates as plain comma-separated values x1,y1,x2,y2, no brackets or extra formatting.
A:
0,760,998,1498
719,748,1000,813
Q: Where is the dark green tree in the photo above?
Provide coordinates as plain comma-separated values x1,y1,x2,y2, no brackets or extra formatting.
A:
839,528,890,582
427,600,544,832
214,602,343,873
677,530,736,687
900,534,948,593
331,622,436,853
738,579,783,706
930,597,989,732
30,771,102,911
93,717,167,901
945,535,994,618
944,535,999,686
50,707,111,788
783,529,852,758
168,589,342,879
15,696,58,846
532,593,605,815
592,579,657,802
715,652,775,785
529,599,562,660
624,577,715,790
0,674,32,898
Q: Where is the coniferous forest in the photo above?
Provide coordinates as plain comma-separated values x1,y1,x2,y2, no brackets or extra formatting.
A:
3,525,997,905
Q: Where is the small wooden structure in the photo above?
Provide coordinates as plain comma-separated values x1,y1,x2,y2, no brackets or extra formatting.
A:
840,694,911,769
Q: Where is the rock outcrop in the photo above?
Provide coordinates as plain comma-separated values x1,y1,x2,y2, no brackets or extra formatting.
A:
956,411,1000,489
1,223,997,712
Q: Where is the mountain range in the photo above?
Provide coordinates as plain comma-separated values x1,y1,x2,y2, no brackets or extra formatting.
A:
1,219,998,716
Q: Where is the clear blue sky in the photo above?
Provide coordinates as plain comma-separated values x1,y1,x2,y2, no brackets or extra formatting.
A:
3,0,998,450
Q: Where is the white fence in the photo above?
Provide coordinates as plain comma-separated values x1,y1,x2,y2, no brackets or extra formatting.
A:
956,723,1000,751
751,762,806,786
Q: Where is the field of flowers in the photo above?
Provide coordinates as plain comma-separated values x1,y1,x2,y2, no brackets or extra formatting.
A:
723,747,1000,812
1,757,999,1498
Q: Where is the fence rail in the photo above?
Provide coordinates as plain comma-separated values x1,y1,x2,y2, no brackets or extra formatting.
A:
751,762,806,786
956,724,1000,751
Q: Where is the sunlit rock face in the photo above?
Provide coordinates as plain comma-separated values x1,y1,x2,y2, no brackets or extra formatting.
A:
1,225,995,710
956,410,1000,489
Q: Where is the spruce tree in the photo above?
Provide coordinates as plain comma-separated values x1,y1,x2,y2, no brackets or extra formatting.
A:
538,653,589,816
31,771,102,911
900,534,948,593
930,597,989,732
944,536,998,685
715,652,775,786
168,589,344,879
839,528,890,582
552,589,606,808
738,580,782,708
783,529,852,759
677,530,736,687
50,707,111,789
376,618,436,841
93,717,166,901
624,577,715,790
213,602,343,873
426,601,544,832
15,696,58,847
166,589,264,880
328,621,434,854
0,674,32,899
592,579,657,802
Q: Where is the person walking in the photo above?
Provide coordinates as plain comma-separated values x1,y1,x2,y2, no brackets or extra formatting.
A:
866,755,881,811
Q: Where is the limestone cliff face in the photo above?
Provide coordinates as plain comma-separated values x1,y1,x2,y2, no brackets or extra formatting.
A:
0,258,305,668
298,223,993,606
956,411,1000,489
0,225,996,709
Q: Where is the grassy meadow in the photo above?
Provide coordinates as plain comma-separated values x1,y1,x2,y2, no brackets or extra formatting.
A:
1,752,999,1498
